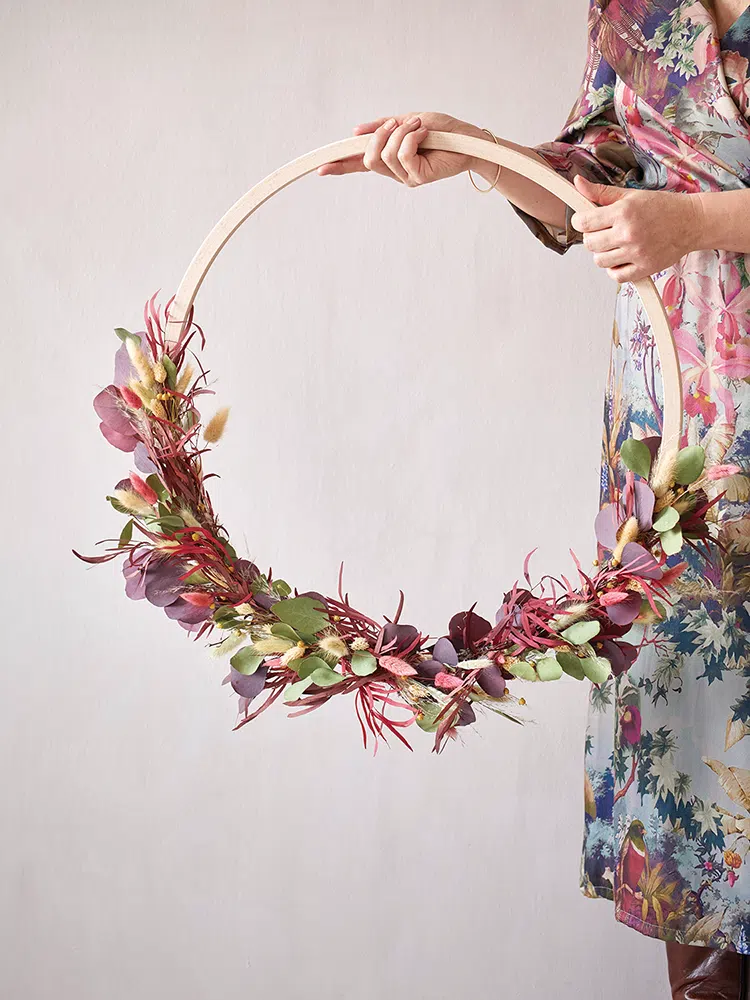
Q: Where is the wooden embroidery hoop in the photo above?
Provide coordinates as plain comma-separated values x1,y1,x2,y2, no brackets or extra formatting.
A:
164,130,683,472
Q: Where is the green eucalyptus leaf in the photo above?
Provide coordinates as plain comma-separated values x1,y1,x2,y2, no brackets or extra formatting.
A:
581,655,612,685
283,676,314,703
272,596,329,634
272,579,292,597
652,506,679,532
415,711,441,733
660,524,684,556
118,519,134,546
674,445,705,485
183,569,209,586
536,656,564,682
620,438,652,480
158,515,185,531
270,622,300,642
560,620,601,645
146,474,169,502
557,651,585,681
161,355,177,389
106,495,130,516
310,665,343,688
213,605,238,623
507,660,537,682
351,651,378,676
230,647,264,675
297,655,329,679
114,327,140,344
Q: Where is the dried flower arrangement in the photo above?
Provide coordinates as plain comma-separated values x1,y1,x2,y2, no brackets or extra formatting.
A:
75,296,729,752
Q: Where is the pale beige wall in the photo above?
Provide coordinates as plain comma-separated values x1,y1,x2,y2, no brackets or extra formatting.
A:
1,1,667,996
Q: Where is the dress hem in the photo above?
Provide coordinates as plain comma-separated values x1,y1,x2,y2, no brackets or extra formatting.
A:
582,883,746,952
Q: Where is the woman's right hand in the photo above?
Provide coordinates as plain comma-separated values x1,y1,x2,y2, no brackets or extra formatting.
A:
317,112,487,188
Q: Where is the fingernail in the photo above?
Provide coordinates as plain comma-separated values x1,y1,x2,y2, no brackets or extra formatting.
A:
384,118,397,129
406,115,420,125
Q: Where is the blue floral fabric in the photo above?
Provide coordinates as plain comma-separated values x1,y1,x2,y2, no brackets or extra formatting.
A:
512,1,750,951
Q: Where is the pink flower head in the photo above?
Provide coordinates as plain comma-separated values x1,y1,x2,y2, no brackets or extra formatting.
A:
619,705,642,746
182,592,215,608
728,870,739,888
435,671,463,692
129,472,158,505
120,385,143,410
378,655,418,677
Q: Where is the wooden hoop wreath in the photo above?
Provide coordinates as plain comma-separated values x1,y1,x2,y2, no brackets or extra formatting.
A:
81,132,715,753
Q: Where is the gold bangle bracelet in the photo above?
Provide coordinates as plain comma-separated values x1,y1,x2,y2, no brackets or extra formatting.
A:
468,127,502,193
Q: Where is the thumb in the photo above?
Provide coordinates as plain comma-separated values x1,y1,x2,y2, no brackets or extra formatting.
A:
573,173,625,206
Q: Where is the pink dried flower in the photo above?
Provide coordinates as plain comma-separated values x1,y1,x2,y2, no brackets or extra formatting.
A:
129,472,158,505
600,590,632,606
183,592,215,608
378,655,418,677
435,671,463,691
120,385,143,409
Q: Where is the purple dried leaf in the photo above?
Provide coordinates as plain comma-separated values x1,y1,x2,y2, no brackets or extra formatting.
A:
114,343,136,387
134,442,157,475
100,421,139,452
597,638,639,677
633,480,655,531
380,622,419,654
253,593,276,611
604,590,643,626
416,659,442,679
94,386,136,437
432,636,458,666
144,559,188,607
164,598,213,624
448,610,491,650
456,701,476,727
476,665,507,698
230,663,268,701
594,504,621,551
620,542,664,580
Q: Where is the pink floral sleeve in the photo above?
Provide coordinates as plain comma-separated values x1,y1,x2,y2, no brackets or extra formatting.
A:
510,0,638,254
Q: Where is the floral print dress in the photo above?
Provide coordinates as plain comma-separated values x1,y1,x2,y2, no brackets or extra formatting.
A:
510,0,750,951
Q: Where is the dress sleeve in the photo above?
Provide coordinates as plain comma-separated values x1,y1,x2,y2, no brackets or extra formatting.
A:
509,7,638,255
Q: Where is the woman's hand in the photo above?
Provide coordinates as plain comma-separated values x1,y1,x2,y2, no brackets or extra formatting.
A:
570,175,704,283
317,112,486,187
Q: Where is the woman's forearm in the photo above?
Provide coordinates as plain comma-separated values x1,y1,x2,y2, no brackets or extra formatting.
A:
692,188,750,254
460,125,568,231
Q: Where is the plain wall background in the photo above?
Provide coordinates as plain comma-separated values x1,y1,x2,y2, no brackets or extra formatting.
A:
1,1,668,997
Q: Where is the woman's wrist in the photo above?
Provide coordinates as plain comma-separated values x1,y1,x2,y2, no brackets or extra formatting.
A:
456,122,503,179
688,192,714,252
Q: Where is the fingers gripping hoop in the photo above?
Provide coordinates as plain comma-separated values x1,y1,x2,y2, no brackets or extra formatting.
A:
165,131,683,471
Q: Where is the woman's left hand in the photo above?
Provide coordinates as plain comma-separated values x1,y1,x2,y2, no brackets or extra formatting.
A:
570,175,703,283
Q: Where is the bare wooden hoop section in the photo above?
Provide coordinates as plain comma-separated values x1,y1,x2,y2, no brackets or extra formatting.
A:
165,131,683,469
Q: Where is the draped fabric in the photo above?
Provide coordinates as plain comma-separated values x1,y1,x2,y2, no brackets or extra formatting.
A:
512,0,750,951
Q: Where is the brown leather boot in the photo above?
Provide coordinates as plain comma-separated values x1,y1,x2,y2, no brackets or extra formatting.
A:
666,941,747,999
